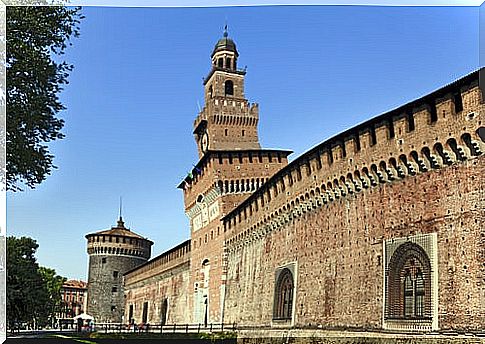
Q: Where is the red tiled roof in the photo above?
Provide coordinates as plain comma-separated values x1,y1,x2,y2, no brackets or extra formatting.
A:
91,227,147,240
85,217,152,243
63,280,88,289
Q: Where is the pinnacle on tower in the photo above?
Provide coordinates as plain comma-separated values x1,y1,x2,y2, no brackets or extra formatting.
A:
117,217,125,228
116,196,126,229
211,27,238,59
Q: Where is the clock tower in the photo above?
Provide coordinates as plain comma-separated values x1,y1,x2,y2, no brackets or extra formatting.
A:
179,27,292,325
193,26,261,159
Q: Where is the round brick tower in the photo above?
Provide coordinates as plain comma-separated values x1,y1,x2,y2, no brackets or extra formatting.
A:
85,216,152,323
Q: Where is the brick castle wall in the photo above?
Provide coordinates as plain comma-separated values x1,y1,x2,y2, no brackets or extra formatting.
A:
223,72,484,332
124,241,191,324
118,34,484,336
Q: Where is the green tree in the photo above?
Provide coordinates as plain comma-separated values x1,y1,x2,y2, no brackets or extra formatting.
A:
38,266,66,327
6,236,66,330
6,6,83,191
7,236,43,330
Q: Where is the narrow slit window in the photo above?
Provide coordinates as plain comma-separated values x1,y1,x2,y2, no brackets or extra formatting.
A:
453,93,463,114
370,127,377,146
429,104,438,123
388,120,395,138
407,111,415,131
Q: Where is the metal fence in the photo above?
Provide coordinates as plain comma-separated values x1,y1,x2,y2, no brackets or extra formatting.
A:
94,322,236,334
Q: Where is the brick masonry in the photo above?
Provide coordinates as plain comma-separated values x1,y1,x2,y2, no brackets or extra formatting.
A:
224,157,484,330
237,329,485,344
124,241,191,324
119,32,484,339
223,73,484,332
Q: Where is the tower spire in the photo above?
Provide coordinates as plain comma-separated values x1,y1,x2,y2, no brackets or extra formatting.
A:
117,196,125,228
223,21,228,37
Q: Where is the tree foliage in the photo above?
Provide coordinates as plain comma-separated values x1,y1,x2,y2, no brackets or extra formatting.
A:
6,236,66,330
39,266,66,325
6,6,83,191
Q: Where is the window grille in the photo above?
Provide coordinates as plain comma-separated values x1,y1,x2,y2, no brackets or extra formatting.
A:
385,241,432,320
273,268,294,320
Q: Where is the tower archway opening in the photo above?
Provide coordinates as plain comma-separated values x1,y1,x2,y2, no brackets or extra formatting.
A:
225,80,234,96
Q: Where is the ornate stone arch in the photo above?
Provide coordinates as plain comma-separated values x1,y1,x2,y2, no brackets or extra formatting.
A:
386,241,431,319
273,268,294,321
384,233,438,332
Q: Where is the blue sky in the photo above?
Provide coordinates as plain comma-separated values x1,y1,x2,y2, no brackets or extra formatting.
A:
7,5,479,280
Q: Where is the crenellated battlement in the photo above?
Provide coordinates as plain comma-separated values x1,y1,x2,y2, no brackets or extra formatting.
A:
222,69,484,248
178,149,292,209
193,99,259,130
124,240,191,286
86,220,153,260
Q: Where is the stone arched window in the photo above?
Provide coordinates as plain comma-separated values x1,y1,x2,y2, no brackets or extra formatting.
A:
273,268,294,320
218,58,223,67
224,80,234,96
386,242,431,319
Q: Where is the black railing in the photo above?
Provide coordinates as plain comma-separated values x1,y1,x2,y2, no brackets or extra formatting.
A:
95,322,236,334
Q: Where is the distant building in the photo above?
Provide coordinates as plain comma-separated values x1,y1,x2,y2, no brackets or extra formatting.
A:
58,280,87,324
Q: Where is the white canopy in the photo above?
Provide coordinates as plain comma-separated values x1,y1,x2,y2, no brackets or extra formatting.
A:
73,313,94,321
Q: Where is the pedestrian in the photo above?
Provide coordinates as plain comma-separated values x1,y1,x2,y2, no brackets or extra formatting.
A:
77,318,82,332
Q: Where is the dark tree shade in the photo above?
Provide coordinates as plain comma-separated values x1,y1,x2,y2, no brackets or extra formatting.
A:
6,236,66,330
6,6,83,191
6,236,41,329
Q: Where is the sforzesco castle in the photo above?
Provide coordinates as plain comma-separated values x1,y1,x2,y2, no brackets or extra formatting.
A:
86,28,485,341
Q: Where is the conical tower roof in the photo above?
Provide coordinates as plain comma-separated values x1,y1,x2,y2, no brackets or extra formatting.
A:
85,216,152,243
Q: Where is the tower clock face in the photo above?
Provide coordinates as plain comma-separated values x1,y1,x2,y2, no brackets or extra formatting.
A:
200,130,209,153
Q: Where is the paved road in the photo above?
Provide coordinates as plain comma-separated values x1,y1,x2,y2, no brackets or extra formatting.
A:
5,332,89,343
4,332,236,343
